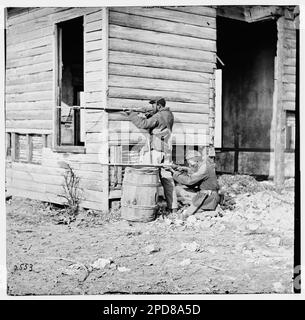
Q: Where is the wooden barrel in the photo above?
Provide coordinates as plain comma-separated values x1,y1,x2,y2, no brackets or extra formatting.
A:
121,167,161,222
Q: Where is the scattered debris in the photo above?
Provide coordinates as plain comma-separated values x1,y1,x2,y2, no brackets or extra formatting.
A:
117,266,131,272
273,282,285,293
91,258,112,270
180,241,200,252
179,259,192,267
144,244,161,255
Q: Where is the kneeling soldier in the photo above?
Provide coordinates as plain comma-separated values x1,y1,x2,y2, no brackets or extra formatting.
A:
166,149,220,219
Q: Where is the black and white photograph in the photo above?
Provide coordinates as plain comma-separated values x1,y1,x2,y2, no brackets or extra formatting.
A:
1,2,301,297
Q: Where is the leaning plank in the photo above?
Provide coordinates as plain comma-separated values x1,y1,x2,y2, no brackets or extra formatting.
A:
110,7,216,28
109,25,216,52
109,51,214,73
109,38,215,63
109,11,216,40
109,75,209,93
108,87,209,104
109,63,210,83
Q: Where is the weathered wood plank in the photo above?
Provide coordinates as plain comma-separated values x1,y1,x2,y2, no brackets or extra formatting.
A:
283,101,295,111
109,11,216,40
107,111,209,124
283,74,296,83
109,38,215,63
111,7,216,28
6,110,52,121
86,60,104,72
6,128,52,134
6,62,53,77
6,71,52,86
86,50,103,62
86,40,103,52
109,75,209,93
6,44,52,61
109,25,216,52
6,81,53,94
6,119,52,130
6,25,53,46
85,9,103,23
85,70,104,82
6,35,53,54
283,91,296,101
6,52,53,69
109,51,214,73
284,57,296,67
6,91,53,103
284,66,296,75
85,30,103,42
109,63,210,83
165,6,216,17
108,98,210,114
108,87,209,103
85,19,103,33
5,101,53,111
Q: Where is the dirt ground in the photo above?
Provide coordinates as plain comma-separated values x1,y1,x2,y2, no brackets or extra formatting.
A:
6,175,295,295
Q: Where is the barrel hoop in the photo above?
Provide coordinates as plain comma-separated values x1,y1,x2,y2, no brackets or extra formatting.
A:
123,182,161,187
122,204,159,210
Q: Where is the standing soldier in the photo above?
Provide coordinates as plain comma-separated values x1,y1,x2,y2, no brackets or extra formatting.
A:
125,98,178,214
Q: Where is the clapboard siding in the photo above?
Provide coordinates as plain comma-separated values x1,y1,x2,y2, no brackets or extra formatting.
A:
282,17,297,111
6,7,108,211
108,6,216,150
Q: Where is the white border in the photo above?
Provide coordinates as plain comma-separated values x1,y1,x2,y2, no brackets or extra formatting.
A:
0,0,304,301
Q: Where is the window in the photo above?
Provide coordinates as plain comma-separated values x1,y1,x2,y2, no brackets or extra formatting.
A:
55,17,85,152
285,111,295,151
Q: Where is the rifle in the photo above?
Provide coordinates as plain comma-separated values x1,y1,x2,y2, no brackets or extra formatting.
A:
71,106,150,113
103,163,190,172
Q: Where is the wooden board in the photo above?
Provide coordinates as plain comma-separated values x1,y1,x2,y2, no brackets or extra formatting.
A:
109,63,210,84
109,25,216,52
107,98,210,114
108,87,209,104
109,51,214,73
109,10,216,40
110,7,216,28
109,75,209,93
164,6,216,17
109,38,215,63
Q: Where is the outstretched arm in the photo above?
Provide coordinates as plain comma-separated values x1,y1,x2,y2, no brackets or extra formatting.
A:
128,111,159,130
173,165,209,186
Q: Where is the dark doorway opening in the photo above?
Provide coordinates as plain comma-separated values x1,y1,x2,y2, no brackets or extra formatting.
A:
216,17,277,175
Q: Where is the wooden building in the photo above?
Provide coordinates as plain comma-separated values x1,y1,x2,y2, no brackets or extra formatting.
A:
5,6,298,211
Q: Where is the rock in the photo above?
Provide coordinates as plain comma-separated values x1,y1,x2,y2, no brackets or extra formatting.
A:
144,244,161,254
117,266,131,272
179,259,192,267
90,258,112,270
62,264,82,276
186,215,197,225
180,241,200,252
269,236,282,246
273,282,285,293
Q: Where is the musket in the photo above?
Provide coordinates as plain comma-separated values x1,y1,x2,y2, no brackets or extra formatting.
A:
70,106,148,113
103,163,190,172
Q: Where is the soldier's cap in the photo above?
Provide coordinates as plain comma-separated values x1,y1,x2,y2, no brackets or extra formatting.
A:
185,150,202,160
149,98,166,108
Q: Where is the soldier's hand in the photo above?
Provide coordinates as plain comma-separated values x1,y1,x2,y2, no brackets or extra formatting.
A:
163,165,175,174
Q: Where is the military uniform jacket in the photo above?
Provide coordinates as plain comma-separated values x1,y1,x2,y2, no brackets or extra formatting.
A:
129,107,174,153
173,161,220,210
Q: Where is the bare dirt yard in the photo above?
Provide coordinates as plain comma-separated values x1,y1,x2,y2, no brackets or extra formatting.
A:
6,175,295,295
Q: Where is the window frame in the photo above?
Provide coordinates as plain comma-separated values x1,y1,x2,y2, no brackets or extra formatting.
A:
53,17,86,154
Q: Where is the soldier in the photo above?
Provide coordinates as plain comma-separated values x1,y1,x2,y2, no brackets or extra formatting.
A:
125,98,178,214
165,149,221,219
